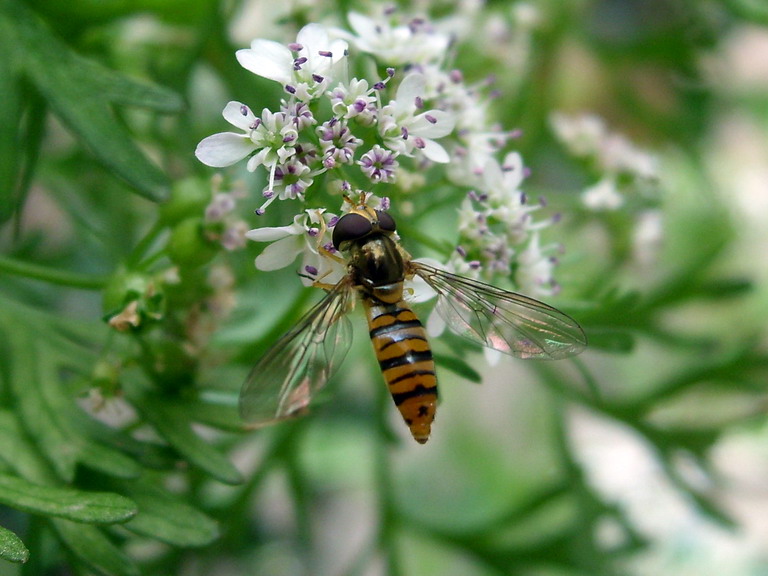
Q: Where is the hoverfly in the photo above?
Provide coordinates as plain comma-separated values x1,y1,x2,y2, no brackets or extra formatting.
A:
240,196,586,444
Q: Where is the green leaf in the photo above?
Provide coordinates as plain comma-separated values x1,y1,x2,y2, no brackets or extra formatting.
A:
0,473,137,524
3,322,144,482
432,352,482,383
6,330,79,481
123,369,243,485
178,396,243,432
0,409,53,484
75,440,143,480
0,13,23,224
724,0,768,24
0,0,184,202
123,484,220,547
582,328,635,353
0,524,29,564
141,401,244,485
52,519,139,576
695,277,753,300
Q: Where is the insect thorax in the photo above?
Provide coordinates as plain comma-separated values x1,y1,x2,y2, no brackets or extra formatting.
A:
347,233,406,294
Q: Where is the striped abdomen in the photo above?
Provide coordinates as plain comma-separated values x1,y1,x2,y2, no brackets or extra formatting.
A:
363,290,437,444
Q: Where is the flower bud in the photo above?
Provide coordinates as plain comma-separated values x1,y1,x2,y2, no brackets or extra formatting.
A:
167,218,218,268
102,269,165,331
159,178,212,226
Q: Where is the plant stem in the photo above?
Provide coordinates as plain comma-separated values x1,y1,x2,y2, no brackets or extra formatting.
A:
127,220,166,268
372,371,403,576
0,255,107,289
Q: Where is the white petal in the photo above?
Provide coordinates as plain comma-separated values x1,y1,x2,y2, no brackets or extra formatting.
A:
246,152,265,172
411,110,455,138
404,276,437,304
426,308,446,338
254,235,303,271
245,221,302,242
328,38,349,64
297,23,329,52
236,40,293,84
195,133,255,167
222,101,256,131
347,12,378,40
419,139,450,163
483,347,503,366
298,251,345,287
405,258,443,303
396,73,425,108
501,152,525,189
481,157,504,189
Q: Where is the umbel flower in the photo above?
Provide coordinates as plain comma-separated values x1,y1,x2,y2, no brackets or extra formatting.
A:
196,7,567,298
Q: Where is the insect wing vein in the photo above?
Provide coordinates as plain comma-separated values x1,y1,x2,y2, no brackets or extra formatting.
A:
239,280,354,426
411,262,586,359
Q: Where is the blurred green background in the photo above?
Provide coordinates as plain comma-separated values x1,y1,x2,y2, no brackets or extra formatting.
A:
1,0,768,575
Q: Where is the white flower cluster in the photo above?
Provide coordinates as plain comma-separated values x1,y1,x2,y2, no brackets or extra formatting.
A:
550,112,659,211
449,152,562,297
550,112,663,266
195,8,565,296
196,20,454,211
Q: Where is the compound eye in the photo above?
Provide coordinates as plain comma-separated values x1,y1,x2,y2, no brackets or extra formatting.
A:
332,212,373,250
375,210,397,232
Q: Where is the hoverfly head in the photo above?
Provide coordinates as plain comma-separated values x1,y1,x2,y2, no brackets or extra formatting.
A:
332,200,398,251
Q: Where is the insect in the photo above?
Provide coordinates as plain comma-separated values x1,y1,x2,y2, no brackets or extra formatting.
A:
240,196,587,444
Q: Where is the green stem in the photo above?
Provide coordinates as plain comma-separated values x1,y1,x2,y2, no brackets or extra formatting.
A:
0,255,107,289
372,371,403,576
126,220,166,268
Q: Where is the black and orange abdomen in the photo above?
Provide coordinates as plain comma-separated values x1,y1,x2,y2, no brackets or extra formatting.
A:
363,294,437,444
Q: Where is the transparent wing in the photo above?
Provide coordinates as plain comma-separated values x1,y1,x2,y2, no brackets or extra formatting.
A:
410,261,586,359
239,278,354,427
